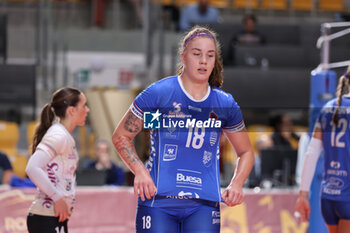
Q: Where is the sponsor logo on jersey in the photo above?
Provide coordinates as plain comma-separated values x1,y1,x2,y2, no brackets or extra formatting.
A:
209,131,218,146
178,191,192,196
212,211,220,218
330,161,341,169
47,162,59,186
325,177,345,189
328,161,348,176
212,219,220,224
172,191,200,199
212,211,220,225
163,144,178,161
173,102,181,112
327,169,348,176
322,106,350,114
168,102,187,118
66,179,72,191
209,111,218,120
42,197,53,208
166,193,200,199
323,187,341,195
203,151,212,167
188,105,202,112
68,153,76,160
165,130,178,139
176,173,202,185
166,195,193,199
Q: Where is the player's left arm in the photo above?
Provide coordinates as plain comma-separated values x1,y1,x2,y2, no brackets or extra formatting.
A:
221,128,254,207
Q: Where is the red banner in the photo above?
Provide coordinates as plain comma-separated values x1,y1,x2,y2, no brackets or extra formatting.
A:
0,187,307,233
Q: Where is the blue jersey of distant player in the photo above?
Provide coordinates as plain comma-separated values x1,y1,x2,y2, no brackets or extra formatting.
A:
130,76,245,207
317,96,350,201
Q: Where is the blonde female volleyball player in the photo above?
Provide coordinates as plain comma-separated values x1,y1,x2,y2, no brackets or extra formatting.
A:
295,66,350,233
26,87,89,233
112,26,254,233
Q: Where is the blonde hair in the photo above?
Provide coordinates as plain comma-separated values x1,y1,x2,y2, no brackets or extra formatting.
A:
176,25,223,88
332,66,350,126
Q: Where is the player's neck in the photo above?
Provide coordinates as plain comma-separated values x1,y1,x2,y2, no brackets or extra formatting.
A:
59,118,75,134
180,75,209,101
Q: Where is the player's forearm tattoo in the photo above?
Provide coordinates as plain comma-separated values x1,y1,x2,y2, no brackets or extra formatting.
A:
114,136,142,166
124,112,140,133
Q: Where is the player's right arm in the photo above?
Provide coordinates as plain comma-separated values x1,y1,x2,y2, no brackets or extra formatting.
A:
112,109,157,201
295,126,323,222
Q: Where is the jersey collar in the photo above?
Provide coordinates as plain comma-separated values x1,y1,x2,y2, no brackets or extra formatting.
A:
177,76,211,102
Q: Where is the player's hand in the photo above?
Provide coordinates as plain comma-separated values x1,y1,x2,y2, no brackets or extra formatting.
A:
134,169,157,201
295,191,310,222
221,183,244,207
54,197,71,222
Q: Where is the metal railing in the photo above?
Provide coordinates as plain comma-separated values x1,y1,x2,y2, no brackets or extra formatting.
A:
315,21,350,71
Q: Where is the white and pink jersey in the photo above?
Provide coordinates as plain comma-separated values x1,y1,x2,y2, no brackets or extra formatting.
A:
28,123,79,216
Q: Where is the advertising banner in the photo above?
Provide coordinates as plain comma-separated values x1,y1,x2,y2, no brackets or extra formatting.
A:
0,187,307,233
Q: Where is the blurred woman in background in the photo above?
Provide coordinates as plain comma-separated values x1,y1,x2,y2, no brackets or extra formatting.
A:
26,87,89,233
295,66,350,233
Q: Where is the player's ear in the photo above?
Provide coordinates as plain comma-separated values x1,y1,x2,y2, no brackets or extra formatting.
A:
181,52,185,65
66,106,75,117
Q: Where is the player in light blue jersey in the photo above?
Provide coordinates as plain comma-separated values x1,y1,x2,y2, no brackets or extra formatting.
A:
295,66,350,233
112,26,254,233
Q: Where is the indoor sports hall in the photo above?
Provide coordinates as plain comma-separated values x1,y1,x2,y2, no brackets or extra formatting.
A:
1,0,350,232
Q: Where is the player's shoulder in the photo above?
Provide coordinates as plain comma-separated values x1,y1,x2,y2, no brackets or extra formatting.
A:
212,87,230,97
146,76,178,93
318,98,346,119
212,87,236,104
39,123,71,155
47,123,65,133
326,98,338,107
45,123,69,140
321,98,337,112
342,96,350,106
153,76,177,87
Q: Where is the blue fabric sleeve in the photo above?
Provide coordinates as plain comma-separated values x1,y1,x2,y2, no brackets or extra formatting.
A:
222,96,245,132
131,83,159,119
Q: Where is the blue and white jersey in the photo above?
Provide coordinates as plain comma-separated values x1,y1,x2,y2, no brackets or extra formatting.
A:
317,96,350,201
130,76,245,206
